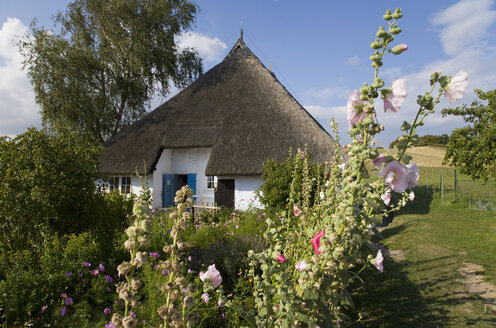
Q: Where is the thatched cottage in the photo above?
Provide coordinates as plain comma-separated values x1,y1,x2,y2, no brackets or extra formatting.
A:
99,35,341,209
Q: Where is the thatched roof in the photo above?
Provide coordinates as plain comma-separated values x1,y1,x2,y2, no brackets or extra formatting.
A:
100,37,342,176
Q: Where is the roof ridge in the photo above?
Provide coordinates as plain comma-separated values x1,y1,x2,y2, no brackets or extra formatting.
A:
224,37,255,60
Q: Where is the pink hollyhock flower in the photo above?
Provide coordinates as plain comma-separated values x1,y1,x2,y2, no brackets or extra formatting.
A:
378,160,409,193
383,78,407,113
445,70,468,103
371,154,387,169
347,90,367,126
381,189,392,206
295,260,308,272
312,231,326,255
293,204,302,217
392,43,408,54
405,162,420,189
199,264,222,288
201,293,209,303
275,254,285,263
374,249,384,272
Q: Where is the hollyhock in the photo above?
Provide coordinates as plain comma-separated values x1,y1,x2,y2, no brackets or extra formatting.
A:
378,160,409,193
347,90,367,126
293,204,302,217
391,43,408,54
312,231,326,255
444,70,468,103
275,254,285,263
199,264,223,288
381,189,392,206
201,293,209,303
383,78,407,113
374,249,384,272
295,260,308,272
405,162,420,189
371,154,387,168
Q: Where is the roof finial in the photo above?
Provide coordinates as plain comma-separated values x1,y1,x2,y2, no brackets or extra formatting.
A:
240,28,243,41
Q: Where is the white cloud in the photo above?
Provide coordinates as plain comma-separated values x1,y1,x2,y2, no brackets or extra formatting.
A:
431,0,496,55
0,18,40,137
345,55,360,66
177,32,227,62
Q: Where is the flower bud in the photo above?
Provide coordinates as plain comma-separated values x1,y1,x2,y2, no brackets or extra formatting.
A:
391,43,408,55
369,52,382,62
183,295,195,308
124,239,135,250
376,26,388,38
371,78,385,89
117,262,132,277
131,277,142,290
390,26,401,35
141,219,152,233
383,9,393,20
392,8,402,19
138,235,150,247
370,39,383,50
126,226,137,239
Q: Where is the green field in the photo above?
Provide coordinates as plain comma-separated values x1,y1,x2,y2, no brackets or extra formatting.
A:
353,151,496,327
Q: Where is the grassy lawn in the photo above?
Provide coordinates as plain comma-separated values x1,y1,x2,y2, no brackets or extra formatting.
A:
352,186,496,327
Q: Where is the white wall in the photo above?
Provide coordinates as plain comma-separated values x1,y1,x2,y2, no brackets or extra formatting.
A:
131,175,153,201
152,147,214,208
218,175,263,210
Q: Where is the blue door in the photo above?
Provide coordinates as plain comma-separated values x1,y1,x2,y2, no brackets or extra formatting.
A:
187,174,197,197
162,174,174,208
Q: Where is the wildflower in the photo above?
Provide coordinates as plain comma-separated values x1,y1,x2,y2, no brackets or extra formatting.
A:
91,270,99,275
63,272,73,277
312,231,326,255
235,224,239,229
199,264,223,288
293,204,302,217
105,322,115,328
372,154,387,168
201,293,209,303
60,293,67,298
297,149,305,159
64,297,73,305
41,305,48,313
405,162,420,189
444,70,468,103
149,252,160,259
106,275,114,283
188,269,193,274
104,308,112,315
99,264,105,272
381,189,392,206
275,254,285,263
61,306,67,316
162,270,169,276
295,260,308,272
383,78,407,113
374,249,384,272
320,191,325,199
188,256,192,262
378,160,409,193
391,43,408,54
83,262,91,268
347,90,366,126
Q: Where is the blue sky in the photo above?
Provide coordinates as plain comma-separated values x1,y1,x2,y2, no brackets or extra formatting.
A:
1,0,496,146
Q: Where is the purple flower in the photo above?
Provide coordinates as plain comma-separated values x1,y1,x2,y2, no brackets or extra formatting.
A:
130,311,136,318
60,293,67,298
63,272,73,277
188,256,192,262
153,265,159,270
201,293,209,303
61,306,67,316
105,275,113,283
91,269,99,275
104,307,111,315
106,286,112,292
41,305,48,313
99,264,105,272
162,270,169,276
105,322,115,328
78,273,83,278
149,252,160,259
187,269,193,274
64,297,73,305
83,262,91,268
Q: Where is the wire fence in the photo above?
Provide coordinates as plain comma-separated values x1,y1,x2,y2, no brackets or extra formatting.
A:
417,167,496,210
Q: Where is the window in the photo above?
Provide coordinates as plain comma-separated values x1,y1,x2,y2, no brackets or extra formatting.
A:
108,176,131,194
207,176,216,189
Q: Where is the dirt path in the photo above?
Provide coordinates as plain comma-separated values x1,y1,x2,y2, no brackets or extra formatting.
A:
458,262,496,311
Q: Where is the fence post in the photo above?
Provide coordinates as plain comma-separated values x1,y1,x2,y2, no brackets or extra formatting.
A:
441,168,444,201
426,169,429,191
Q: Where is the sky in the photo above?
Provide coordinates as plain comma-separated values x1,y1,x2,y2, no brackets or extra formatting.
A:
1,0,496,146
